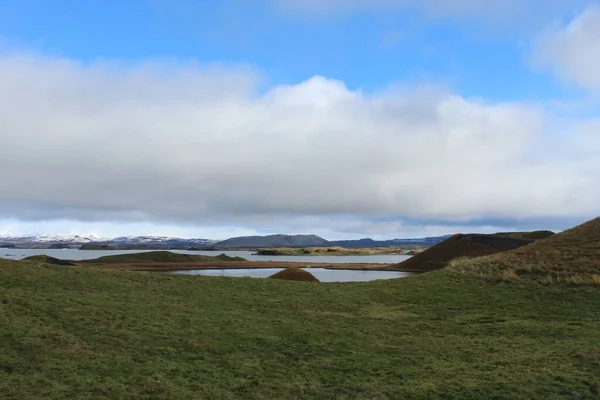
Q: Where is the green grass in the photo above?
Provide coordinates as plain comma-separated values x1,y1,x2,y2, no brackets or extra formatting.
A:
447,218,600,285
1,258,600,399
79,251,245,264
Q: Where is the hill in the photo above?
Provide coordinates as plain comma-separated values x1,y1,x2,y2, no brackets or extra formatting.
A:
450,217,600,283
21,255,76,266
388,233,541,272
215,234,330,248
268,267,320,282
80,251,246,264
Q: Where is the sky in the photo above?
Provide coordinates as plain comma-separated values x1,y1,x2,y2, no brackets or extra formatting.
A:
0,0,599,240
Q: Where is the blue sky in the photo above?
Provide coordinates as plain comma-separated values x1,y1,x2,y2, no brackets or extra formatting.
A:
0,0,598,239
0,0,584,98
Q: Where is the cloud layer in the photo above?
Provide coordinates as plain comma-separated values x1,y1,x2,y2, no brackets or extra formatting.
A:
0,48,598,236
533,6,600,93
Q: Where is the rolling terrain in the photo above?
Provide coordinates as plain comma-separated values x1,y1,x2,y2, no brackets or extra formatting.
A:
1,218,599,398
388,231,555,272
450,218,600,283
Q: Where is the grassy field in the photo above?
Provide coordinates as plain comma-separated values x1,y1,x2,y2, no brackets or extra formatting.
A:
2,258,600,399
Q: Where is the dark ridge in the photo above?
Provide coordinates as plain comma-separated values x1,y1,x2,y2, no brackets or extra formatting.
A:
494,230,555,241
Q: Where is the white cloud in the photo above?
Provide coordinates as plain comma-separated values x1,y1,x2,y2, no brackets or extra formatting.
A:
0,50,598,237
532,6,600,92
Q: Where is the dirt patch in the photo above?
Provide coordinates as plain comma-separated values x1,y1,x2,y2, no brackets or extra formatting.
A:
268,268,319,282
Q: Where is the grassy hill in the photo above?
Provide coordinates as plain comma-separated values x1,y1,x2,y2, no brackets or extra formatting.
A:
79,251,246,264
388,233,535,272
2,251,600,398
22,255,76,266
450,217,600,284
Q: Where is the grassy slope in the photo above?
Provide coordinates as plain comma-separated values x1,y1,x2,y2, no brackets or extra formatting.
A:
451,218,600,284
389,234,533,272
2,259,600,399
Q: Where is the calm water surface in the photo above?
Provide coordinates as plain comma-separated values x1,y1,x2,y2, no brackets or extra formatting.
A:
171,268,412,282
0,248,411,264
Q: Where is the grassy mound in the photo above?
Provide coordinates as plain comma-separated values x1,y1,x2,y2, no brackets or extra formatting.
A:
80,251,246,264
1,258,600,398
21,255,76,266
268,268,320,282
389,233,535,272
450,217,600,284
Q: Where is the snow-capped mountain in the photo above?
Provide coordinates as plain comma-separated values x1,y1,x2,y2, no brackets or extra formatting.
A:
109,236,216,245
0,234,107,244
0,234,216,248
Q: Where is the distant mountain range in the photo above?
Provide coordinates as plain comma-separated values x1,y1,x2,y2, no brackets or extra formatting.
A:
0,234,215,249
214,234,330,248
330,236,453,248
0,233,451,249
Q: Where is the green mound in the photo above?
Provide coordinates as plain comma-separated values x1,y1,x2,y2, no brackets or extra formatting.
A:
450,217,600,284
21,255,76,266
81,251,245,264
389,233,534,272
268,267,320,282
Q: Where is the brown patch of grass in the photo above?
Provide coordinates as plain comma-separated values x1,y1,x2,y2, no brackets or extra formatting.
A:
361,306,417,320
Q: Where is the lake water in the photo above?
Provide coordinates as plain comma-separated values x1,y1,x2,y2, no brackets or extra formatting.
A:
0,248,411,264
171,268,412,282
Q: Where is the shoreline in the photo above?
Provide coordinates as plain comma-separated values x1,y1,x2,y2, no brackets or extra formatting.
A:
79,260,419,273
